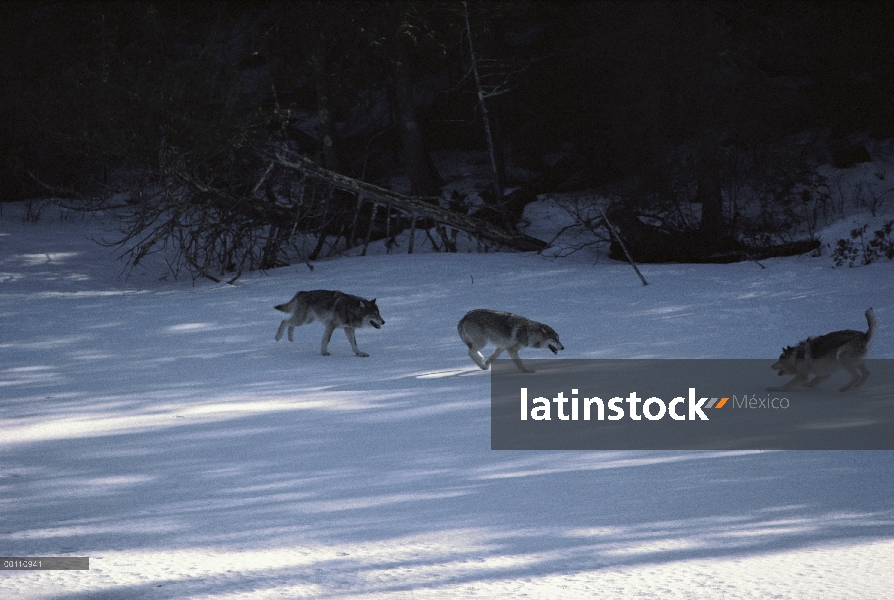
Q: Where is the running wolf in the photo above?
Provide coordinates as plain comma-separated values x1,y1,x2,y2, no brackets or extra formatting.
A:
769,308,876,392
458,309,564,373
274,290,384,357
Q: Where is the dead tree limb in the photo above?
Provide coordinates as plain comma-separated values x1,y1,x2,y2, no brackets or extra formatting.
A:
601,208,648,286
268,148,547,252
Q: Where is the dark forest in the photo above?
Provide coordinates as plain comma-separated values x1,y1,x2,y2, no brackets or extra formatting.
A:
2,1,892,276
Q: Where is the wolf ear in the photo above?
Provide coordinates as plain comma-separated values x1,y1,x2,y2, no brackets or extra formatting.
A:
371,298,377,304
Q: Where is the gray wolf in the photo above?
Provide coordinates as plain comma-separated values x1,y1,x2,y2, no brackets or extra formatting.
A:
458,309,564,373
769,308,876,392
275,290,384,357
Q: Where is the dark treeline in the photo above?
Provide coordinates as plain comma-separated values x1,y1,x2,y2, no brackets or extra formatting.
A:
1,1,892,273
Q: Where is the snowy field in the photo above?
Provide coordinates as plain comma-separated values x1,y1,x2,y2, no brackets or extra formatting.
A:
1,199,893,599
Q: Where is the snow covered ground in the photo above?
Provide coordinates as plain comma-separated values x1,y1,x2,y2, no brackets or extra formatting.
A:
1,199,893,598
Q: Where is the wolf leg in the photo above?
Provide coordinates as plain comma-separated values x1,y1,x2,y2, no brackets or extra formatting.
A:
274,318,298,342
483,347,504,368
839,381,857,392
768,372,808,392
320,323,337,356
804,374,832,388
839,364,863,391
507,349,534,373
275,320,288,341
854,364,870,388
468,348,489,370
344,327,369,357
288,303,313,342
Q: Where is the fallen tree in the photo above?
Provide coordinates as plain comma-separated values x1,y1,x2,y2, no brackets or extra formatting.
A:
268,147,548,253
106,143,548,283
603,208,820,264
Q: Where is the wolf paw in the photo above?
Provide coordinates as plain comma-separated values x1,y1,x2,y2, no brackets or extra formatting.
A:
356,352,370,357
321,351,331,356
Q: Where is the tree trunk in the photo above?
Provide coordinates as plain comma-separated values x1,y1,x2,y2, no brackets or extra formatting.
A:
697,138,724,238
390,35,442,197
462,1,509,225
313,58,343,173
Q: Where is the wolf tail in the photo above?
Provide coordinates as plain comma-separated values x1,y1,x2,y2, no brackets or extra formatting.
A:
274,302,290,313
865,308,877,342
